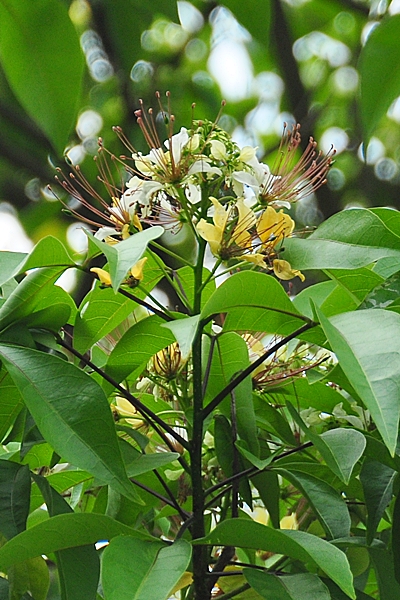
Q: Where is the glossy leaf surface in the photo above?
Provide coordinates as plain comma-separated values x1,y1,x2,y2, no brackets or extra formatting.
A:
196,519,355,598
0,513,153,570
318,307,400,455
101,537,191,600
0,344,139,501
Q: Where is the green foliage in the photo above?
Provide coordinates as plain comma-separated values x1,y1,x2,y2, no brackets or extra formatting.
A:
1,2,400,599
0,0,84,152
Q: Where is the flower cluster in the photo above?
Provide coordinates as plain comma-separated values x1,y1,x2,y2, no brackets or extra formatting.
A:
56,93,334,283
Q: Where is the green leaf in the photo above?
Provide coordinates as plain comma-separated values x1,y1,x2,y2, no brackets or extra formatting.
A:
325,268,385,304
253,395,297,446
322,578,375,600
284,238,400,271
201,271,307,336
0,252,27,288
175,266,216,310
0,462,30,540
87,227,164,291
0,0,84,152
269,377,352,415
284,208,400,271
244,570,330,600
205,332,259,457
161,315,200,360
393,491,400,585
127,454,179,479
8,556,49,600
318,307,400,455
0,344,140,502
311,208,400,247
22,236,75,272
104,315,175,390
195,519,355,599
30,471,93,512
0,513,153,570
276,469,351,540
360,460,396,544
360,271,400,311
0,267,66,332
33,474,100,600
287,404,365,484
101,537,192,600
74,287,138,355
0,364,23,442
214,415,252,506
368,547,400,600
359,15,400,142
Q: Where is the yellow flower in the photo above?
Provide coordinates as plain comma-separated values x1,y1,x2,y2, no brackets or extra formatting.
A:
196,197,230,256
196,197,256,260
113,397,144,428
152,342,186,379
90,267,112,286
91,256,148,288
273,259,305,282
130,257,147,282
257,205,295,250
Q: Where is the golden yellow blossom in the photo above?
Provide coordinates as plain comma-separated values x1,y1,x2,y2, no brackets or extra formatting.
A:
196,197,256,260
130,257,147,282
257,205,295,250
90,267,112,286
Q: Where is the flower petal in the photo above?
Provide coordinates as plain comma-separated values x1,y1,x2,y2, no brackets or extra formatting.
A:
272,259,305,281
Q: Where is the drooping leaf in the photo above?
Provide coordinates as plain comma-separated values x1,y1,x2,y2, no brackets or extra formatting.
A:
74,286,139,355
317,306,400,455
126,452,180,478
195,519,355,599
0,513,153,570
0,462,30,540
244,570,330,600
101,536,191,600
0,344,140,502
0,0,84,152
87,227,164,291
359,15,400,143
276,469,351,540
360,460,397,544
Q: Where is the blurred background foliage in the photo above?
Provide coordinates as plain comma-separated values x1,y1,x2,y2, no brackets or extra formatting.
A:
1,0,400,293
